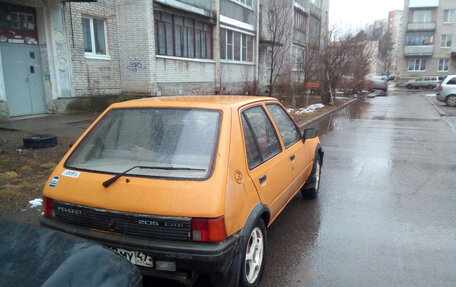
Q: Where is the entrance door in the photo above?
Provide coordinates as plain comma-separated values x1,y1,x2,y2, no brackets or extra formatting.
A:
0,43,46,116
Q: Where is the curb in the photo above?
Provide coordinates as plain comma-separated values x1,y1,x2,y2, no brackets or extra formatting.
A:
422,94,446,117
299,97,359,129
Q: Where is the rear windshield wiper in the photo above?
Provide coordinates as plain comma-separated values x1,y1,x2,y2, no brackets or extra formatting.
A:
102,165,205,188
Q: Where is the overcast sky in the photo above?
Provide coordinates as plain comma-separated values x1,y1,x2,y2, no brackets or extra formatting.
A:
329,0,405,31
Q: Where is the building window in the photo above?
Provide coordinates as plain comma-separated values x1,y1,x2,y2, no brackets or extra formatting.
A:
293,9,306,46
441,35,452,48
230,0,252,8
154,11,213,59
408,58,426,71
292,45,304,70
412,10,431,23
405,32,434,46
82,17,107,57
438,59,450,72
309,16,320,46
220,28,253,62
443,9,455,23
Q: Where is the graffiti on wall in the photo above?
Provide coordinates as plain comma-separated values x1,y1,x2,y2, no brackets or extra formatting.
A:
127,58,146,72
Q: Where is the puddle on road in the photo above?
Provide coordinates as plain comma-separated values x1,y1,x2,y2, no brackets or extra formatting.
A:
302,97,371,136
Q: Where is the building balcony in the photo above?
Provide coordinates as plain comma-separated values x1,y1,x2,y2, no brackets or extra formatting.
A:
409,0,439,8
407,22,436,31
405,45,434,56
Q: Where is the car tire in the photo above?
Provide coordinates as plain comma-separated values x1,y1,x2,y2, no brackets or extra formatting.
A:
239,219,267,287
446,95,456,107
406,84,412,89
301,153,322,199
23,134,58,149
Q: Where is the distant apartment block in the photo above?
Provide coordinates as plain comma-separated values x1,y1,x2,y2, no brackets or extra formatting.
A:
388,10,404,75
258,0,329,90
397,0,456,84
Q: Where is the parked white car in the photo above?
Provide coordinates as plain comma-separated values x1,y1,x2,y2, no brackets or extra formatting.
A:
436,75,456,107
369,76,388,92
406,76,440,89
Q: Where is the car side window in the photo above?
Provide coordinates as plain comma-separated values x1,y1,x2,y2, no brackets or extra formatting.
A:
447,78,456,85
241,114,262,168
242,106,282,169
266,104,301,148
424,77,430,81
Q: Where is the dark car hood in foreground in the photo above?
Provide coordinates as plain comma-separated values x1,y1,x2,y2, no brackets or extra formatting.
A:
0,218,142,287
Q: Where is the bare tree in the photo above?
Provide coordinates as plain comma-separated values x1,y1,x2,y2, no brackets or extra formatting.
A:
263,0,293,97
298,43,321,107
378,31,394,74
318,28,377,104
319,29,354,104
343,31,377,92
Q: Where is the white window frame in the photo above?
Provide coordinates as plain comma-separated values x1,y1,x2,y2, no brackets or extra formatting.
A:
441,34,452,48
229,0,253,9
438,59,450,72
412,10,431,23
443,9,455,23
408,58,426,72
221,28,254,64
82,16,109,59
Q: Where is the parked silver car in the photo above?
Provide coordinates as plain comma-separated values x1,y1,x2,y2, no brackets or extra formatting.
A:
436,75,456,107
406,76,440,89
369,76,388,92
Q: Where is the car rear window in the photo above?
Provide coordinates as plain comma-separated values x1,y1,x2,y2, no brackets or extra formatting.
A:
65,108,221,180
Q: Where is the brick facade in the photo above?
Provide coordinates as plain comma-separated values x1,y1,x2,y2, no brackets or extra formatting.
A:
64,0,122,97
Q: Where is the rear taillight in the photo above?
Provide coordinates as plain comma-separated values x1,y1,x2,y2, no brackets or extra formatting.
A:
43,196,55,218
438,85,443,91
191,216,227,242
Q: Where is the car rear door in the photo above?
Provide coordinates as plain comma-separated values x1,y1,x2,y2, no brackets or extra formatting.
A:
240,104,294,219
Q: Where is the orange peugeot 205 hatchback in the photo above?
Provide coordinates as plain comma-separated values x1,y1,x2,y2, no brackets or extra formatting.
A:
40,96,323,286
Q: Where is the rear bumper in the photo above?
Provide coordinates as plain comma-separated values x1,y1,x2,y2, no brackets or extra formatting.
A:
436,93,446,102
40,217,240,275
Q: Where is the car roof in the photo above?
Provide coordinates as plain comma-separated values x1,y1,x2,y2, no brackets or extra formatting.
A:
109,96,278,109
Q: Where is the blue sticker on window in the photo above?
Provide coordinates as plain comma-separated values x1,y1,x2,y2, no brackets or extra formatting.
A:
49,176,59,188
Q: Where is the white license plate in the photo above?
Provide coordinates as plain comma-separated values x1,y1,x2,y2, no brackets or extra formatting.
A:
112,247,153,268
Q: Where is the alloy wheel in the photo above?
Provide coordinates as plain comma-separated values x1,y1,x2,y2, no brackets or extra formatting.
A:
245,227,264,284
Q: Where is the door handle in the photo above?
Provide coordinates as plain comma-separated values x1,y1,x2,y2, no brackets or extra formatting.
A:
290,154,295,161
259,174,267,184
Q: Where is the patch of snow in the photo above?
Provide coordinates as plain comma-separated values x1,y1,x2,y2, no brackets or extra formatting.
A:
29,198,42,208
295,103,325,114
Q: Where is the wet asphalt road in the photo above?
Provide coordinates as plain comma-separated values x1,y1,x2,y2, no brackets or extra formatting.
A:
147,88,456,286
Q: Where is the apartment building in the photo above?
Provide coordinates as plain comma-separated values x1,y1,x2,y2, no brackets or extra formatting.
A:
0,0,260,119
397,0,456,84
388,10,404,75
0,0,328,119
258,0,329,89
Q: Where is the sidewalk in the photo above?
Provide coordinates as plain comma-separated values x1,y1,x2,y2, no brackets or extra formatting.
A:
0,113,99,139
